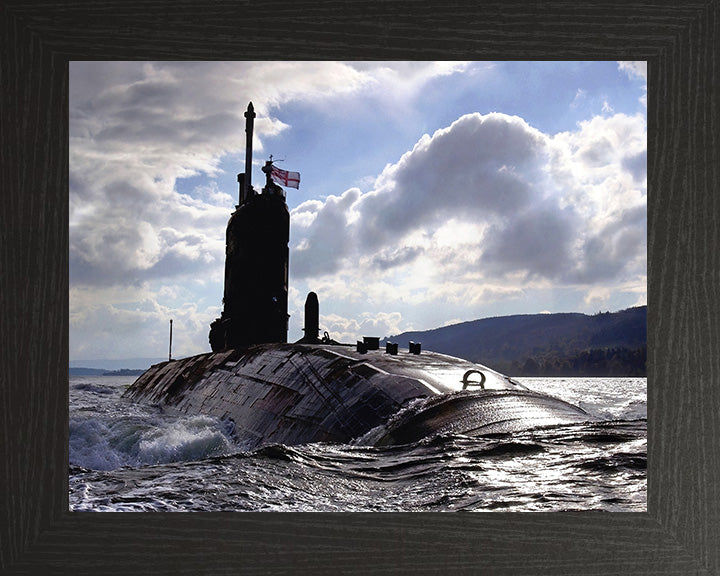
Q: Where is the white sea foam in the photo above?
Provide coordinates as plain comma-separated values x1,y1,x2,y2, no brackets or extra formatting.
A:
136,416,234,465
70,413,236,471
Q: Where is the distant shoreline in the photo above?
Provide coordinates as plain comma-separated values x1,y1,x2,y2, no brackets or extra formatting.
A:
69,368,145,376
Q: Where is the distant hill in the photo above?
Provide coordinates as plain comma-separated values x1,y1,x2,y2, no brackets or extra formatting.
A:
383,306,647,376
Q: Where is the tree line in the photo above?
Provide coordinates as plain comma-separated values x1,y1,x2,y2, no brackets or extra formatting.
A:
494,346,647,377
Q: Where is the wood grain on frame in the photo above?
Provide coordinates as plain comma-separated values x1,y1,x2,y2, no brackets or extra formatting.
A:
1,1,718,574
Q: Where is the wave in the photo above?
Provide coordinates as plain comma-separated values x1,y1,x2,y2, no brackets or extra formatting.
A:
69,413,237,471
69,418,647,512
71,382,117,395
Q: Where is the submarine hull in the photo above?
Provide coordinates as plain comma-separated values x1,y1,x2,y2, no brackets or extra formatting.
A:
371,389,592,446
124,343,591,449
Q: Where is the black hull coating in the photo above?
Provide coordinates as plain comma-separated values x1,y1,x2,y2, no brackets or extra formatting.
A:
123,344,590,449
372,389,592,446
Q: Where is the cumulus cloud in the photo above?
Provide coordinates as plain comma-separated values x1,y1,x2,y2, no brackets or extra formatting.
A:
289,113,554,280
319,311,404,344
290,110,646,297
480,203,577,279
366,113,545,231
291,188,360,277
70,61,467,292
372,246,425,271
622,149,647,182
69,284,220,360
570,204,647,284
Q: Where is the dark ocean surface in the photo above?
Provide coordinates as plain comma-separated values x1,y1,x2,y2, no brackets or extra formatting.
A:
69,375,646,512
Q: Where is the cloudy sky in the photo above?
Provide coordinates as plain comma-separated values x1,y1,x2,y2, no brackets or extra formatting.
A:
69,61,647,362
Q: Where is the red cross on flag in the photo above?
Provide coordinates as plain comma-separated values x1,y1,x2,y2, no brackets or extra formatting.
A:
270,165,301,189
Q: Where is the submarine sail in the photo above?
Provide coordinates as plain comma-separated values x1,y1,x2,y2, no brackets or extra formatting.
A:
209,102,289,351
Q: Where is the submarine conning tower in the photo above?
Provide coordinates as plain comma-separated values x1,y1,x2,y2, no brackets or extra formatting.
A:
209,102,290,351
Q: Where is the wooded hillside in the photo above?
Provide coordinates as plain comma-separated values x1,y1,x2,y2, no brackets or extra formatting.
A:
383,306,647,376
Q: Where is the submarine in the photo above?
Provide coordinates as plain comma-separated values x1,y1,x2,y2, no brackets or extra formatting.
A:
123,102,591,449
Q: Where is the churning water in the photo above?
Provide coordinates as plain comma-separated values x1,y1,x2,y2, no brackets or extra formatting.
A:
69,375,646,512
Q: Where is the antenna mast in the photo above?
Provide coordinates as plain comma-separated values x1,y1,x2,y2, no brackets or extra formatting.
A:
243,102,256,200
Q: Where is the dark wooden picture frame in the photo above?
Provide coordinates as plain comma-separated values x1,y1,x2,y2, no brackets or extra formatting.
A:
2,1,718,574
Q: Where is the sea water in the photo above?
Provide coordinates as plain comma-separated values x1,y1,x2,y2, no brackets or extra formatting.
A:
69,375,646,512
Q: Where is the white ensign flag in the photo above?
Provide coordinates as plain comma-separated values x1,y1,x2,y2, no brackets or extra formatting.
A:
270,166,300,189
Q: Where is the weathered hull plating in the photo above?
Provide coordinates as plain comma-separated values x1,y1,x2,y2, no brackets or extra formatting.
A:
123,343,591,449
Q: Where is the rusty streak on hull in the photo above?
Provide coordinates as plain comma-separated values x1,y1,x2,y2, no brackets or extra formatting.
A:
123,343,591,449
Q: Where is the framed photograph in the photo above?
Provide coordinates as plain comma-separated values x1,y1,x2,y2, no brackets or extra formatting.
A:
2,1,718,574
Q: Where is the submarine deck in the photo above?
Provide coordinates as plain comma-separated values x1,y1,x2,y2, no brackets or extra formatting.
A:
123,343,587,449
